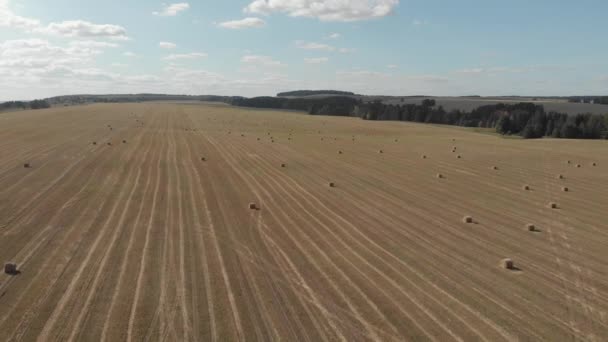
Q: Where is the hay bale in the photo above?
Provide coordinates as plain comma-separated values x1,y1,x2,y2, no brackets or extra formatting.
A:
92,141,97,145
201,157,206,161
107,142,112,146
4,262,17,275
328,182,336,187
576,164,581,168
492,166,498,170
502,258,514,270
257,138,260,141
122,140,127,144
378,150,383,154
248,203,258,210
567,160,571,164
463,216,473,223
437,173,444,179
526,224,536,232
338,150,343,154
422,155,427,159
592,162,597,166
281,163,286,168
23,163,31,168
548,202,558,209
562,186,569,192
523,185,530,191
557,174,564,179
457,155,462,159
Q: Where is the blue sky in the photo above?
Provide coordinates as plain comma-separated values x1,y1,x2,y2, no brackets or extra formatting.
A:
1,0,607,100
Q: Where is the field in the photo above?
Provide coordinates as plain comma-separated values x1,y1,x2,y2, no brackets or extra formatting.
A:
1,103,607,341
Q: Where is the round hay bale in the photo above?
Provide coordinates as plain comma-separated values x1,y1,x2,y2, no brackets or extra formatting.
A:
92,141,97,145
502,258,514,270
567,160,571,164
452,149,456,153
257,138,260,141
107,142,112,146
201,157,206,161
457,155,462,159
281,163,286,168
562,186,569,192
437,173,444,179
523,185,530,191
422,155,427,159
557,174,564,179
241,134,245,137
338,150,343,154
463,216,473,223
248,203,258,210
492,166,498,170
328,182,336,188
122,140,127,144
526,224,536,232
4,262,17,275
592,162,597,166
576,164,581,168
378,150,383,154
548,202,558,209
23,163,30,168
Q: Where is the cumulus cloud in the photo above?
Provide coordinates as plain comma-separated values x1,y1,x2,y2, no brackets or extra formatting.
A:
294,40,335,51
241,55,286,68
0,1,129,40
244,0,399,22
304,57,329,64
218,17,266,29
159,41,177,49
162,52,207,60
38,20,129,40
153,3,190,16
69,40,119,48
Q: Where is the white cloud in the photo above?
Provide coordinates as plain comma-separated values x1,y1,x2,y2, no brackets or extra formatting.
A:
218,17,266,29
412,19,427,26
244,0,399,22
408,75,449,82
153,3,190,16
69,40,119,48
294,40,335,51
159,41,177,49
304,57,329,64
162,52,208,60
1,1,129,40
123,52,136,57
326,33,341,39
241,55,286,68
387,64,397,69
338,47,355,53
38,20,129,40
111,63,128,68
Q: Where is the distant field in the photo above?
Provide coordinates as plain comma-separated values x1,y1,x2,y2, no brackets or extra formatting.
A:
0,103,607,341
379,96,608,115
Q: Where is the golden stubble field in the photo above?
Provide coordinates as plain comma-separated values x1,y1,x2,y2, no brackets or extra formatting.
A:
0,103,607,341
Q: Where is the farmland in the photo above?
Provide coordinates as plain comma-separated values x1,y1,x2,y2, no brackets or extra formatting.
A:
1,103,607,341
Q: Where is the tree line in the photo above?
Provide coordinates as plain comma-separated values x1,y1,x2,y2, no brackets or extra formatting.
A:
1,99,50,111
568,96,608,105
232,96,607,139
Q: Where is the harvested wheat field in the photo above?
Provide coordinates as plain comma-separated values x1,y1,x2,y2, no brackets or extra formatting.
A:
1,103,607,341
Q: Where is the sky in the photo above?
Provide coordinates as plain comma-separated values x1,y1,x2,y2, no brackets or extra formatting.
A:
1,0,608,100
